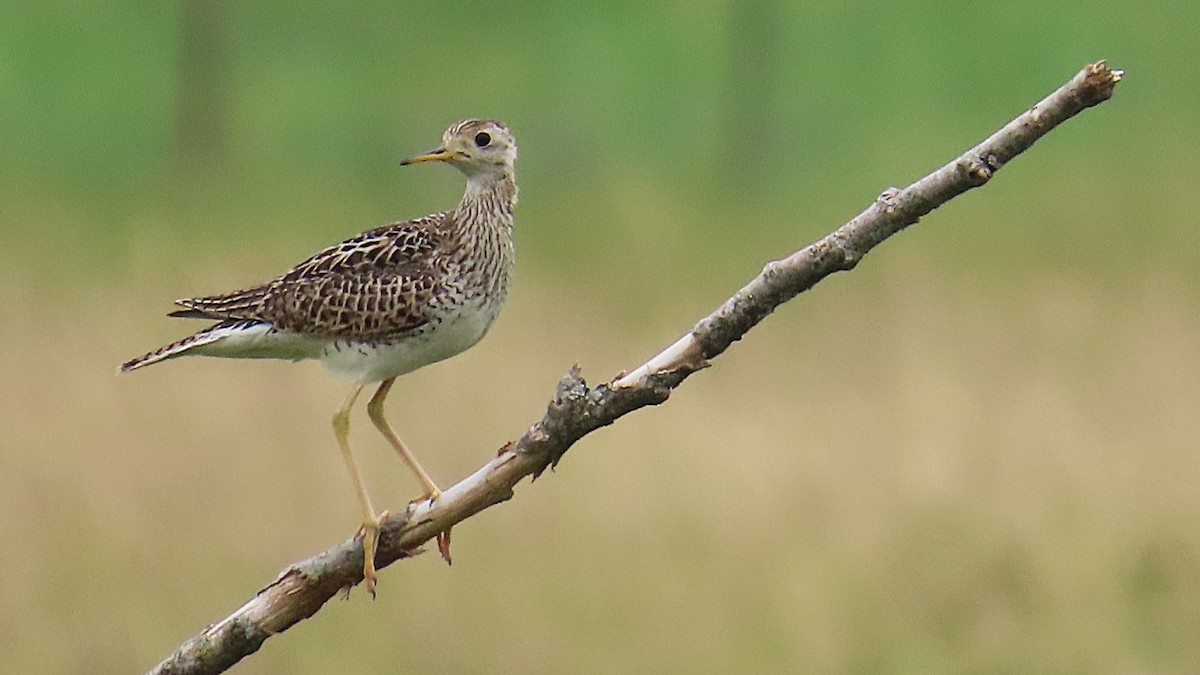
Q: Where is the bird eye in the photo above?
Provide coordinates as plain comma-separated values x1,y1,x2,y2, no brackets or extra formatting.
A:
474,132,491,148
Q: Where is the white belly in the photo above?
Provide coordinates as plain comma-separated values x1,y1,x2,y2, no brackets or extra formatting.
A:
318,297,502,383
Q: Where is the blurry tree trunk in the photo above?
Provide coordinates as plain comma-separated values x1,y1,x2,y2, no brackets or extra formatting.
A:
175,0,231,176
723,0,783,183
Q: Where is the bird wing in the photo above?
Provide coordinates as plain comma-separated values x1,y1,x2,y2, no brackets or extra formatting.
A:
172,215,449,340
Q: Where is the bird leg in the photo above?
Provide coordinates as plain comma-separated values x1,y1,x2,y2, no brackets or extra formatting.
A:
367,377,453,563
367,378,443,500
333,383,386,596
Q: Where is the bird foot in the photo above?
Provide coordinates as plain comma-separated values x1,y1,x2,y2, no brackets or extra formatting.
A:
418,487,443,507
356,510,389,598
405,490,451,564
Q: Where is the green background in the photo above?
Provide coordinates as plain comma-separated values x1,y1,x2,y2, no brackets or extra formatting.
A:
3,2,1199,672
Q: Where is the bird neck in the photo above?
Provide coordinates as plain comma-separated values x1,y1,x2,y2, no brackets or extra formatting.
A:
446,170,517,297
454,170,518,229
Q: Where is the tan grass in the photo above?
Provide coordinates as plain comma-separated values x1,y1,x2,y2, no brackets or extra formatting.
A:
2,256,1199,673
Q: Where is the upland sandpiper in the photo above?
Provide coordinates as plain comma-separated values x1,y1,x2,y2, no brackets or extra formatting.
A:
122,119,518,594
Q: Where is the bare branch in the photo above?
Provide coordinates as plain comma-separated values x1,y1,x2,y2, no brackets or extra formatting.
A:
147,61,1123,675
616,60,1124,386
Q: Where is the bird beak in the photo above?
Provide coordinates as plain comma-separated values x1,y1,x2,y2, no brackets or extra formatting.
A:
400,148,457,166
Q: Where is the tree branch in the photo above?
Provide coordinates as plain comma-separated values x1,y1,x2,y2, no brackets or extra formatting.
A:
147,61,1123,675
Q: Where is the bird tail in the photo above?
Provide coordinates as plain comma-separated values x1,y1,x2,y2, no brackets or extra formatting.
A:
119,320,262,373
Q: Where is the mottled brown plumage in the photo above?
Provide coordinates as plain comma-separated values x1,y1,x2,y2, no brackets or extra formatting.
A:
122,119,519,594
167,219,440,338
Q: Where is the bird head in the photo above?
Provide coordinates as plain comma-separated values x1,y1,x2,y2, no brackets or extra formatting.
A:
401,119,517,178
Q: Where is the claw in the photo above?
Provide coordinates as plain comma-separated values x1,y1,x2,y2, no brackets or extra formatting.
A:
437,528,453,565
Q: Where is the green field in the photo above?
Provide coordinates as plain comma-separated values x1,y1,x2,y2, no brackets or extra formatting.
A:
3,3,1200,673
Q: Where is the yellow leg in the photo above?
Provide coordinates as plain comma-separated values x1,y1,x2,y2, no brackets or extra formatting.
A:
333,383,385,596
367,378,443,501
367,378,453,565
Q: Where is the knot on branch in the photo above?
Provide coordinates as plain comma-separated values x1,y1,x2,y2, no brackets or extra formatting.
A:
522,366,593,477
875,187,902,212
957,156,994,186
523,364,689,478
554,364,589,405
761,259,784,280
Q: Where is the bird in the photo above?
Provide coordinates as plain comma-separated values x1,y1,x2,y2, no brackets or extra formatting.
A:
121,119,518,594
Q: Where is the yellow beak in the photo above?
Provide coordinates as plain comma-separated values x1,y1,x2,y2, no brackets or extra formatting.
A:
400,148,458,166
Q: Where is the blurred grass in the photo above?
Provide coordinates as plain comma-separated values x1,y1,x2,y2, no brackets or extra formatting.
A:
3,2,1200,673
